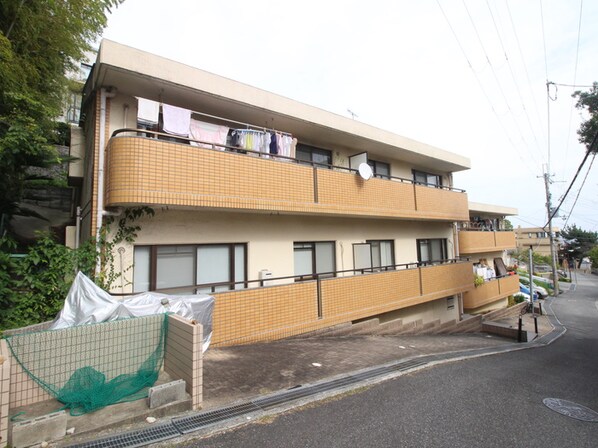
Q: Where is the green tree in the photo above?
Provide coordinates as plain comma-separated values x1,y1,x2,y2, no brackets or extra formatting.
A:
560,224,598,262
0,0,123,236
572,82,598,153
503,219,513,230
588,246,598,269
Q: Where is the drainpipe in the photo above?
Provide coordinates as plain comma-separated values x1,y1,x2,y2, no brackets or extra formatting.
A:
453,222,464,317
95,87,117,276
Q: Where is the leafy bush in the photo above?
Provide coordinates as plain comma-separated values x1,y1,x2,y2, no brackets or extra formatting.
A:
513,294,526,304
0,207,153,331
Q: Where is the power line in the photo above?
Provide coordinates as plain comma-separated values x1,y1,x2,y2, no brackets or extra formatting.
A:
462,0,541,168
485,0,545,163
504,0,547,148
545,130,598,227
436,0,539,174
562,0,584,184
563,151,596,228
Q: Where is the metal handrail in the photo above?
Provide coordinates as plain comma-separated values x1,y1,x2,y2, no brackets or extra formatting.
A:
112,258,469,296
109,128,467,193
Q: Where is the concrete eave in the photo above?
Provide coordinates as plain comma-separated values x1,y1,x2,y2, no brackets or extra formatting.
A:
468,201,518,218
91,39,471,173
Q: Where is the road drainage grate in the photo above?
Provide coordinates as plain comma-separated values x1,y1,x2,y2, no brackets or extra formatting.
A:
543,398,598,422
172,402,261,434
66,422,180,448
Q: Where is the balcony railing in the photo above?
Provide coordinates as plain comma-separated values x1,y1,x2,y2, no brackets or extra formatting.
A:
104,130,469,222
458,230,517,254
462,274,519,310
126,259,473,347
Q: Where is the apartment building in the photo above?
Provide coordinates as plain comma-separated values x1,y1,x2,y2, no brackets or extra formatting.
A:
515,226,560,258
458,202,519,313
71,40,479,347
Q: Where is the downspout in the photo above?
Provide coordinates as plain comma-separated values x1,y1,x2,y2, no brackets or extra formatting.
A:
453,221,464,318
95,87,117,275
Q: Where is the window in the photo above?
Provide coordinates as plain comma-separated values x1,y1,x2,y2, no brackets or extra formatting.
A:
417,239,448,264
133,243,246,294
294,242,335,279
296,144,332,168
353,240,395,272
368,160,391,179
413,170,442,187
368,240,395,270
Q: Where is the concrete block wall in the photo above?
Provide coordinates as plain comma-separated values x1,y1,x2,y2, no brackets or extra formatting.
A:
4,314,165,410
1,340,10,448
164,314,203,410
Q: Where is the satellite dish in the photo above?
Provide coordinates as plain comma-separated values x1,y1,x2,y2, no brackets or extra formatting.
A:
358,163,373,180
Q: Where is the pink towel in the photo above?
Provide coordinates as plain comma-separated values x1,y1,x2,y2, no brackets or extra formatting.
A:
189,119,229,149
162,104,191,136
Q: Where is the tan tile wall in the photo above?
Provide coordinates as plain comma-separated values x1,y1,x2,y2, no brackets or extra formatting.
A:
316,170,418,218
499,274,520,296
0,340,10,447
320,269,421,319
459,231,517,254
494,231,516,250
164,314,203,410
414,185,469,221
463,278,501,309
212,262,473,347
463,274,519,310
420,262,474,301
211,282,320,346
105,137,469,221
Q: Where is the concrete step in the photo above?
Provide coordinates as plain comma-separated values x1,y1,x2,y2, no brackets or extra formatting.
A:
447,315,483,334
371,319,405,336
323,318,380,337
396,319,424,335
430,319,458,334
413,319,441,334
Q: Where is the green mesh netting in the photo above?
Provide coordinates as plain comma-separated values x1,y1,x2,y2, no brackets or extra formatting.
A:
5,313,168,416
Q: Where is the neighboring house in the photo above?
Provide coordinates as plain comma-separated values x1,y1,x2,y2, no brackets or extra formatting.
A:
458,202,519,314
72,39,480,347
515,226,560,258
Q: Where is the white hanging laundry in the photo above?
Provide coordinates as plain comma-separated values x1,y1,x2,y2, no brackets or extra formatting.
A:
136,97,159,125
162,103,191,136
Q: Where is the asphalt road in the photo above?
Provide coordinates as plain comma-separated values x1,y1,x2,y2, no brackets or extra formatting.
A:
178,274,598,448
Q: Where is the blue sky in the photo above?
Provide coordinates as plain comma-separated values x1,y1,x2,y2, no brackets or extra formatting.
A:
102,0,598,231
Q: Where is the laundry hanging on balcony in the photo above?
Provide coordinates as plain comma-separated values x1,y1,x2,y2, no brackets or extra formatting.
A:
231,129,297,159
162,103,191,137
189,118,229,149
136,97,160,125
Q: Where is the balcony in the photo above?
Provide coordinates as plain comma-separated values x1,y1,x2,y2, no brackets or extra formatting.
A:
458,230,516,254
208,260,474,346
105,132,469,222
462,274,520,310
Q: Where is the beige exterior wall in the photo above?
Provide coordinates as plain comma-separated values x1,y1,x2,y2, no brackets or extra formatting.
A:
109,209,455,294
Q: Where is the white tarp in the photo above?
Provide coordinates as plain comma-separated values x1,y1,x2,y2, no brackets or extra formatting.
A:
50,272,214,352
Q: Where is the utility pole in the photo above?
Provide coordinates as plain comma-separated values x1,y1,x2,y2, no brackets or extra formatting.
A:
542,168,559,297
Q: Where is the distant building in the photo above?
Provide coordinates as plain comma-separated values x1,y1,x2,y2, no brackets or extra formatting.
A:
515,226,560,258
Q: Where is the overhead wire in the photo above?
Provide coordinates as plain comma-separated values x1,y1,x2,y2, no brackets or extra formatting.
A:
435,0,538,175
562,152,596,229
561,0,584,187
485,0,545,163
544,129,598,228
462,0,542,168
504,0,547,149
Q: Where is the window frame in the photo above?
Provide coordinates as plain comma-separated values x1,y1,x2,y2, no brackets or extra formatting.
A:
412,169,442,187
296,144,333,168
367,159,391,179
416,238,448,265
366,239,395,271
134,243,247,293
293,241,336,280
